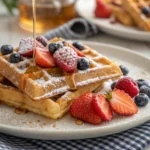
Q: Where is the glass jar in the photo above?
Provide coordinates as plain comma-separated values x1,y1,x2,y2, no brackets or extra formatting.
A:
18,0,77,33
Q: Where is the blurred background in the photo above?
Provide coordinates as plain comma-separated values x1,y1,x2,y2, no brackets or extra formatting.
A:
0,0,150,57
0,0,77,45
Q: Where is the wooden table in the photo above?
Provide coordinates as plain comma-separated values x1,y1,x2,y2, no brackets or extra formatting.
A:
0,6,150,150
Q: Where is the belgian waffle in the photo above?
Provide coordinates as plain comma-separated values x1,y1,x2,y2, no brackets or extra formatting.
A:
0,38,122,100
0,76,107,119
122,0,150,31
105,0,136,26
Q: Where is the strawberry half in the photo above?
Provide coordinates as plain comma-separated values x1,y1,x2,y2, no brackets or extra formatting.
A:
92,94,113,121
106,89,138,116
70,92,102,125
94,0,111,18
35,47,55,68
18,37,46,57
53,46,78,73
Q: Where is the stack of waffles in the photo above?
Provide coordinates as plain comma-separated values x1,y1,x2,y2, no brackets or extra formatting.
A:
0,37,122,119
104,0,150,31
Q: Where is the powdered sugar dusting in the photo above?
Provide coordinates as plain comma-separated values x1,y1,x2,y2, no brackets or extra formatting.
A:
18,37,46,54
76,74,120,87
53,46,78,73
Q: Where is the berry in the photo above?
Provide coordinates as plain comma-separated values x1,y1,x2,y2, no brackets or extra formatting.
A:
141,7,150,16
36,36,48,47
94,0,111,18
10,53,21,63
115,77,139,98
92,94,112,121
70,92,102,125
18,37,46,57
140,85,150,98
106,89,138,116
72,42,84,51
48,42,64,54
111,81,116,90
119,65,129,76
1,45,13,55
136,79,149,88
35,47,55,68
77,57,90,70
53,46,78,73
135,93,149,107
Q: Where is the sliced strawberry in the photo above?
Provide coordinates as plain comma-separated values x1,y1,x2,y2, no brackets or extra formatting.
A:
92,94,113,121
35,47,55,68
107,89,138,116
53,46,78,73
70,92,102,125
94,0,111,18
70,45,85,57
18,37,46,57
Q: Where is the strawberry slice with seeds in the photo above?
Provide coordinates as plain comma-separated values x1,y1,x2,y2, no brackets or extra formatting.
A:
106,89,138,116
35,47,55,68
70,92,102,125
18,37,46,57
92,94,113,121
53,46,78,73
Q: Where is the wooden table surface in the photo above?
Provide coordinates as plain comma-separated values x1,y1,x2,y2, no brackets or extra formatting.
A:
0,5,150,150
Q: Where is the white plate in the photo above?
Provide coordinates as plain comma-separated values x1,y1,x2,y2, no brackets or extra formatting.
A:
0,42,150,140
76,0,150,41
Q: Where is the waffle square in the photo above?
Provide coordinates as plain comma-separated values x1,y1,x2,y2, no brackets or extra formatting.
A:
122,0,150,31
0,38,122,100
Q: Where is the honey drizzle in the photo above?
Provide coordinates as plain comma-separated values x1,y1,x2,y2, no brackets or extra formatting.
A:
32,0,36,66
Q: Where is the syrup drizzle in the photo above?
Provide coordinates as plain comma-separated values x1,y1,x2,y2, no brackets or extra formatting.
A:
32,0,36,66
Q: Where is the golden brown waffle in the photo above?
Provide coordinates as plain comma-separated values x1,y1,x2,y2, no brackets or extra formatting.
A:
0,38,122,100
0,76,107,119
122,0,150,31
104,0,136,26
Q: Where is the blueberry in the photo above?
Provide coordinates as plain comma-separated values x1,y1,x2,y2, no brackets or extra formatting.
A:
111,81,116,90
1,45,13,55
134,93,149,107
140,85,150,98
48,42,63,54
77,57,90,70
141,7,150,15
10,53,21,63
73,42,84,51
119,65,129,76
136,79,149,88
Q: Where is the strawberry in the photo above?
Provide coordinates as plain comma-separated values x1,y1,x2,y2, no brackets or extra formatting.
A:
53,46,78,73
115,77,139,98
106,89,138,116
70,92,102,125
94,0,111,18
92,94,113,121
35,47,55,68
18,37,46,57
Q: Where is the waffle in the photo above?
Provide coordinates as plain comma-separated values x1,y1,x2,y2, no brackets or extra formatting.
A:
0,38,122,100
122,0,150,31
104,0,136,26
0,76,107,119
